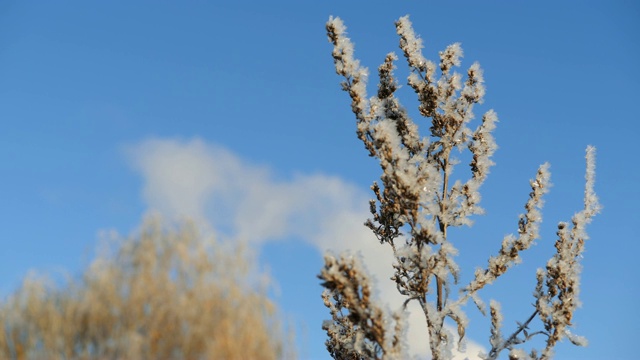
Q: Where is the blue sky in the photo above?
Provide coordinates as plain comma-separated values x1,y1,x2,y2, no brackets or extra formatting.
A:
0,1,638,359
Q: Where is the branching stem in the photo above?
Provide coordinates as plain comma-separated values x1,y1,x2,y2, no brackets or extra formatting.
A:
436,146,451,313
488,309,539,359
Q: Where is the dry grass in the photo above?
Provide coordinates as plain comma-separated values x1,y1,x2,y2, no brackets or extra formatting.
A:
0,217,292,360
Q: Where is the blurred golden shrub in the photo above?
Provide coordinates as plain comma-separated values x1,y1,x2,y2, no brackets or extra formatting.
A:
0,217,292,360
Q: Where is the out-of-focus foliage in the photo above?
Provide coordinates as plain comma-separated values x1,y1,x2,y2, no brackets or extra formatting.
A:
0,217,292,360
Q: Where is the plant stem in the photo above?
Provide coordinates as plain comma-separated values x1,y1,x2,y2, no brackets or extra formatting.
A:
488,309,539,359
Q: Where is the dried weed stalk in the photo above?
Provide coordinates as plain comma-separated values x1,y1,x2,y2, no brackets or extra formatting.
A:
319,15,600,360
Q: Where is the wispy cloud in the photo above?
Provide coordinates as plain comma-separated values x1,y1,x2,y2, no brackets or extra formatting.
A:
127,137,486,358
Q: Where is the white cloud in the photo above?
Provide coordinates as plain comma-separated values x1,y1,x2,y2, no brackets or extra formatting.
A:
127,137,486,358
126,138,224,223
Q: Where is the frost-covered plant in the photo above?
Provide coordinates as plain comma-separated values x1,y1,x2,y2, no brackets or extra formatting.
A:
319,15,600,360
320,253,406,360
